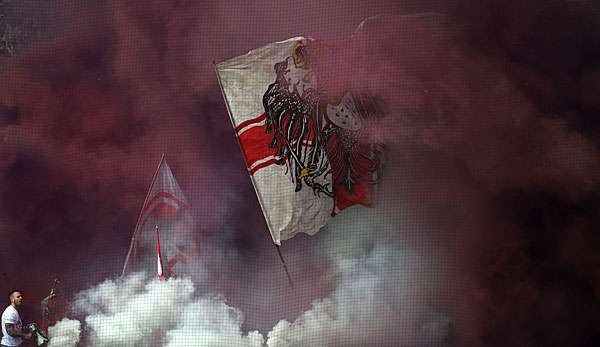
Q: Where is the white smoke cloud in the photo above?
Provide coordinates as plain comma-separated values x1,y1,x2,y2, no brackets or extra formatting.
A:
164,298,264,347
266,245,452,347
49,242,453,347
51,273,263,346
47,318,81,347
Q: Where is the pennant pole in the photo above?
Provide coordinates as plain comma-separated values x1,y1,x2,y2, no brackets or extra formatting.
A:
214,61,294,288
121,153,166,278
156,225,164,280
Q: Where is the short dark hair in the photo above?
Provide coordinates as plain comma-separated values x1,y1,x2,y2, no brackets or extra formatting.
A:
8,290,21,300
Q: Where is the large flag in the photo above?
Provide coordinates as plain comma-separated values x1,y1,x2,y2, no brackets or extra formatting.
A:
216,37,384,245
122,155,195,278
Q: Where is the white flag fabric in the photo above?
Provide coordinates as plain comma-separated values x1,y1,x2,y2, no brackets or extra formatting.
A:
122,157,195,278
141,159,189,221
216,38,383,245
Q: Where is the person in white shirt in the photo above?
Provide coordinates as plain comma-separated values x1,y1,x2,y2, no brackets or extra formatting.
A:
1,290,31,347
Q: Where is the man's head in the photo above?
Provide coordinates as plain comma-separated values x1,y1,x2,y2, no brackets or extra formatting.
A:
8,290,23,307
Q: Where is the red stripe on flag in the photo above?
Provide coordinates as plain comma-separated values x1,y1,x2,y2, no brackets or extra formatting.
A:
143,191,189,213
237,119,278,172
235,114,267,133
236,113,319,175
250,158,279,175
145,203,179,219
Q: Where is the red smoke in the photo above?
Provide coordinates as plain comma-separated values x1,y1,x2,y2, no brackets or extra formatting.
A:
0,1,599,345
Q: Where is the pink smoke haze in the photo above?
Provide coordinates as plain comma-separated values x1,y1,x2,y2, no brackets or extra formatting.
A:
0,1,599,346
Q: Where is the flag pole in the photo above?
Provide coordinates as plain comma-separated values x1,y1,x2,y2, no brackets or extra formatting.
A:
214,61,294,288
156,225,165,280
121,153,166,278
275,245,294,289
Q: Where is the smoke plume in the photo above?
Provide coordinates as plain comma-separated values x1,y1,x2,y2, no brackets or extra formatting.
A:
55,273,263,346
1,1,599,346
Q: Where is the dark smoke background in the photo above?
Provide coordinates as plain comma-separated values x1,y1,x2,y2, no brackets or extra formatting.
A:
0,0,599,346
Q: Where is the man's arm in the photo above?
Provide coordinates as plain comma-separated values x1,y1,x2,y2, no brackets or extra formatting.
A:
41,292,56,313
5,323,32,339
